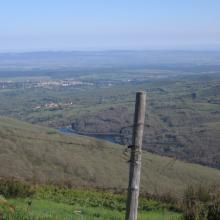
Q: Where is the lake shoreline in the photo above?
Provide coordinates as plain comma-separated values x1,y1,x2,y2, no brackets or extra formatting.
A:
58,127,120,144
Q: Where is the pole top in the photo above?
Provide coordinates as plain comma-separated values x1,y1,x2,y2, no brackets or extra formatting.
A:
136,91,146,94
136,91,146,97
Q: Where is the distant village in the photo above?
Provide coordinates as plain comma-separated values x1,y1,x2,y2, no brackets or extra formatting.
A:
33,102,74,110
0,79,93,89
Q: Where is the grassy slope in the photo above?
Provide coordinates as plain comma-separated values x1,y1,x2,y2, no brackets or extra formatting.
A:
1,117,220,195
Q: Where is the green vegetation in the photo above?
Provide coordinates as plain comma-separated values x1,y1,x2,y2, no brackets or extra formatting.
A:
1,117,220,196
0,57,219,219
0,180,182,220
0,73,219,169
183,185,220,220
70,74,220,168
1,180,220,220
0,179,34,198
2,198,182,220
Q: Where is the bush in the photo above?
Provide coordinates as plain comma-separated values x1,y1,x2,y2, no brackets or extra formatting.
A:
0,178,35,198
0,195,15,219
183,185,220,220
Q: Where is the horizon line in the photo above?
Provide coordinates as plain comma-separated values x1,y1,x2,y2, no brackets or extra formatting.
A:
1,48,220,54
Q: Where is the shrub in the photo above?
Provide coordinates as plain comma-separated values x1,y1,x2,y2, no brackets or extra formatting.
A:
183,185,220,220
0,195,15,219
140,191,181,212
0,178,35,198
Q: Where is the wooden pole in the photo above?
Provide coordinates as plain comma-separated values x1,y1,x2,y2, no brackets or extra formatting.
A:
125,91,146,220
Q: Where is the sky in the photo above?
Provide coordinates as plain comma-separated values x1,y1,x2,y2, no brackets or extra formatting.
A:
0,0,220,52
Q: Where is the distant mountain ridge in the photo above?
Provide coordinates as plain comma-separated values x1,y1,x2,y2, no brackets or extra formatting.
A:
1,50,220,74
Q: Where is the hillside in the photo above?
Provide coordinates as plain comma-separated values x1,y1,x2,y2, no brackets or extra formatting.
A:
1,73,219,169
71,74,220,168
1,117,220,195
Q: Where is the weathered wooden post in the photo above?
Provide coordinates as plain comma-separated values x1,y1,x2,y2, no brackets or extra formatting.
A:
125,91,146,220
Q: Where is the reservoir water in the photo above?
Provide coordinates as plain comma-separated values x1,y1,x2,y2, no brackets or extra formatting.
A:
58,127,119,144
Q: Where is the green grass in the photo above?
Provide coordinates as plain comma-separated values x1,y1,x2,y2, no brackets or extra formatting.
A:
0,183,182,220
4,199,182,220
34,186,177,211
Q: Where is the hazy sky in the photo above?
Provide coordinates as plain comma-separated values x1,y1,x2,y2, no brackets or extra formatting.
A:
1,0,220,52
